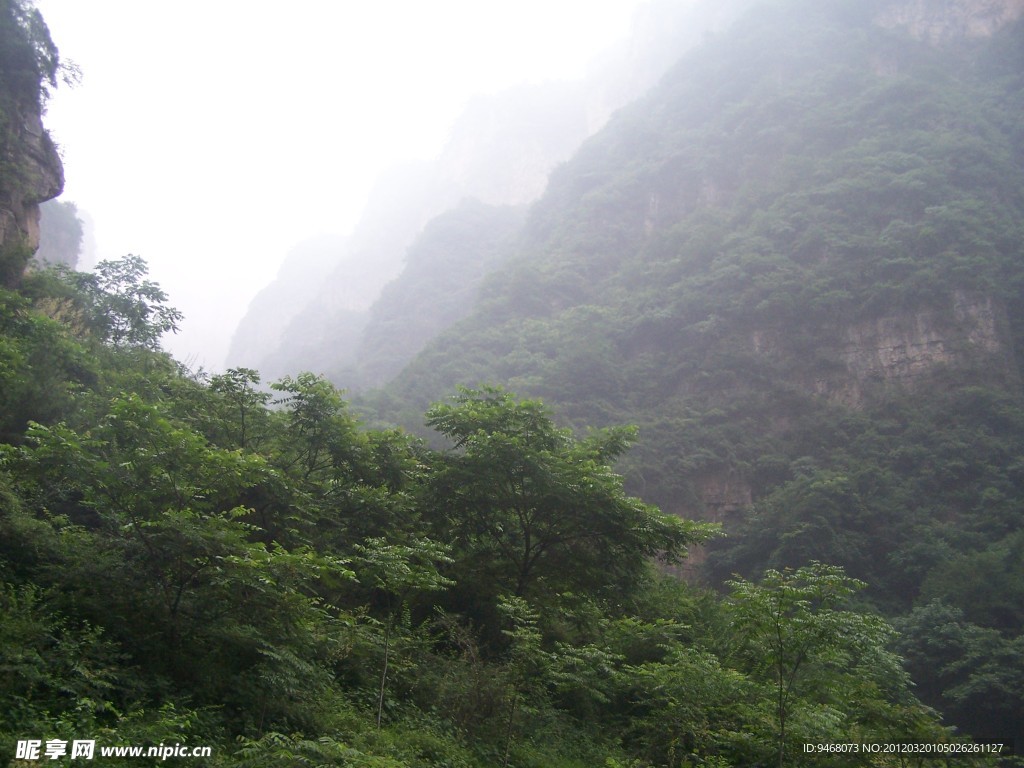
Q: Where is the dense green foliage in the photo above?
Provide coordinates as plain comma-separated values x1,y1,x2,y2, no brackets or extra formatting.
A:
1,259,986,766
363,0,1024,748
0,0,59,109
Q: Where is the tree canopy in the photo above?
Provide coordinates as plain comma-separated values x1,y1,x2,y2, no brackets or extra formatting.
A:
0,257,973,766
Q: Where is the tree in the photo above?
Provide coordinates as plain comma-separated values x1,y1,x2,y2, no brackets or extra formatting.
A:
0,0,61,107
14,394,353,725
0,284,94,440
70,255,183,349
350,536,453,729
271,372,361,482
894,600,1024,748
495,595,546,768
209,367,271,451
426,386,716,607
727,562,945,768
626,646,753,767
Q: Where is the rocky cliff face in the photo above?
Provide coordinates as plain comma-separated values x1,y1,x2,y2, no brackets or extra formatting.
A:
0,101,63,285
747,291,1019,406
674,289,1020,569
0,0,65,287
834,291,1017,401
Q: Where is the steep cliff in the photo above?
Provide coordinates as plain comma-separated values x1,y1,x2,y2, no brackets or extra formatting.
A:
0,0,64,286
831,291,1017,400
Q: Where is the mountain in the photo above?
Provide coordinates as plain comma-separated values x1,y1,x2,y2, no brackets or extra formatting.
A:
380,0,1024,427
35,198,83,268
358,0,1024,741
226,232,348,379
351,200,525,388
227,0,754,379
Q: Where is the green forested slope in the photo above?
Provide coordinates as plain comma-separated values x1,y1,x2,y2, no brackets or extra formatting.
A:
3,257,966,766
369,0,1024,744
384,1,1024,420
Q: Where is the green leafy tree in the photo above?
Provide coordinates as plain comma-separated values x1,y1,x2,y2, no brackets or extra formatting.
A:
209,367,272,451
0,0,62,107
13,394,353,727
351,536,453,728
495,595,546,768
271,372,362,482
0,285,94,440
71,255,183,349
895,600,1024,749
727,562,945,767
0,581,117,740
425,386,716,605
626,647,753,767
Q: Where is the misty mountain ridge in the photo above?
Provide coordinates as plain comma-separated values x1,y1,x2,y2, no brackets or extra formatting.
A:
35,198,85,269
377,0,1024,413
226,0,753,382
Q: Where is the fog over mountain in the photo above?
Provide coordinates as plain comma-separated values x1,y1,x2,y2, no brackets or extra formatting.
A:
226,0,752,380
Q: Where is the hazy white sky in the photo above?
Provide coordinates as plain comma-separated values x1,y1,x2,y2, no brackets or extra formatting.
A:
34,0,646,369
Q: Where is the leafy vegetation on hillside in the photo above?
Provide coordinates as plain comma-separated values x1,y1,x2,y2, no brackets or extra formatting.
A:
7,255,1006,765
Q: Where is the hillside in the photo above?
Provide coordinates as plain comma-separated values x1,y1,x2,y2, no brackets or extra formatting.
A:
366,0,1024,742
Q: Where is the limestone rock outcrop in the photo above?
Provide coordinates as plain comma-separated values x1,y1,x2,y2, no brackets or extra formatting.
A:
0,102,63,285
